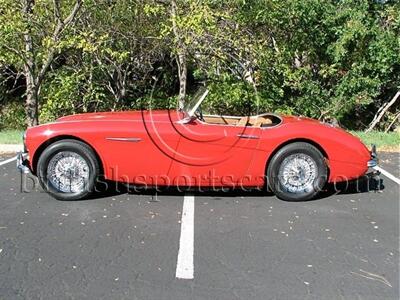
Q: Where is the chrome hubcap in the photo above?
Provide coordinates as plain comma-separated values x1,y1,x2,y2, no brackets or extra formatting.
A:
47,151,89,193
278,153,317,193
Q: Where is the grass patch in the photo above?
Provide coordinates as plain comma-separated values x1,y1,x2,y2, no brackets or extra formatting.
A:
351,131,400,151
0,130,23,144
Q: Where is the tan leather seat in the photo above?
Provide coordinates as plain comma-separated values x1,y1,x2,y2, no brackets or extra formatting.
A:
237,116,250,127
254,117,272,127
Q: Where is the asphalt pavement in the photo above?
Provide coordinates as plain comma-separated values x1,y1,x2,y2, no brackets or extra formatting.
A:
0,153,399,300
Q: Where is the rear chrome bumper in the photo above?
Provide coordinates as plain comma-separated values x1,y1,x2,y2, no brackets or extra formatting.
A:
367,144,378,168
17,152,31,174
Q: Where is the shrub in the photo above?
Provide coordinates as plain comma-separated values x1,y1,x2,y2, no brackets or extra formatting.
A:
0,102,26,130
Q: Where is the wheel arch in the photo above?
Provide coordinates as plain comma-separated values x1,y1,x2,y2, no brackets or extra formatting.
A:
32,135,104,175
264,138,330,175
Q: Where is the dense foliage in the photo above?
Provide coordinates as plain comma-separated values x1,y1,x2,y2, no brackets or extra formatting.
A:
0,0,399,130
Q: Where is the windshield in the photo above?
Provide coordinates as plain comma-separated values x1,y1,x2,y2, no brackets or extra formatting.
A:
183,87,209,117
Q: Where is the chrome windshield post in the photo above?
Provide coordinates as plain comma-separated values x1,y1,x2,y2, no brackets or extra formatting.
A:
177,115,196,124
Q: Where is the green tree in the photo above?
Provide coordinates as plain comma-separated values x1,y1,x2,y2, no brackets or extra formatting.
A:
0,0,398,130
0,0,83,126
237,0,399,128
161,0,259,109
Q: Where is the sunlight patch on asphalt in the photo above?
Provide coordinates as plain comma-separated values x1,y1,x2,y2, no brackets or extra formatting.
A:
175,194,195,279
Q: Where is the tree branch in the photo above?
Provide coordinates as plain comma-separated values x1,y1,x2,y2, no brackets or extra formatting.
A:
53,0,62,24
36,0,82,85
1,44,31,72
385,111,400,133
366,91,400,132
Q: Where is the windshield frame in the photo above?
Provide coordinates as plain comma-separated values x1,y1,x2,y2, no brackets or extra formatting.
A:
183,88,209,118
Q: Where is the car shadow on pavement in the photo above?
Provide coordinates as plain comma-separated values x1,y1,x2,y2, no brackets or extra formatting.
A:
319,173,384,200
125,184,273,198
87,172,384,202
126,175,383,202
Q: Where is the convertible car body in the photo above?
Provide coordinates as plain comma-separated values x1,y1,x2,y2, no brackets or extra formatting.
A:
18,88,378,201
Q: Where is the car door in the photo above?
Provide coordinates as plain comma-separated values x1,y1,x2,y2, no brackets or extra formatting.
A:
101,111,181,186
168,119,261,188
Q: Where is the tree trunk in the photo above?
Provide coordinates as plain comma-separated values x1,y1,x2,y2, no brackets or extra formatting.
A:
171,0,187,110
177,53,187,110
25,72,39,126
23,0,39,126
21,0,82,126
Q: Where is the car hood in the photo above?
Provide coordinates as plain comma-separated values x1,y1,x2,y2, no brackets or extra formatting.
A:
56,110,181,123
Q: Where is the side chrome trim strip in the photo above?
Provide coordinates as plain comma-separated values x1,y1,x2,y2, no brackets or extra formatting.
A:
237,134,260,139
106,137,142,142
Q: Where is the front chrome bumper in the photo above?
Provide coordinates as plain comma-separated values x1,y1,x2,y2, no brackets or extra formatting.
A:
367,144,378,168
17,152,31,174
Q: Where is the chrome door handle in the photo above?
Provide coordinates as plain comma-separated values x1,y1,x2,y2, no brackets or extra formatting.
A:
237,134,259,139
106,137,142,142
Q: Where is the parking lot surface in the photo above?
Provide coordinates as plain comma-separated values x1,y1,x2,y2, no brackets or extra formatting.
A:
0,153,399,300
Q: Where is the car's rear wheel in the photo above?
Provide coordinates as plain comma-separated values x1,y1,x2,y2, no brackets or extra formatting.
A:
37,139,100,200
267,142,328,201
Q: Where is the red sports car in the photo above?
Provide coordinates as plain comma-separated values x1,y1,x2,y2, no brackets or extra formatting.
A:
17,88,377,201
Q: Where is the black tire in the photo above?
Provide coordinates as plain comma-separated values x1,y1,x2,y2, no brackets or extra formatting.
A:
37,139,100,201
266,142,328,201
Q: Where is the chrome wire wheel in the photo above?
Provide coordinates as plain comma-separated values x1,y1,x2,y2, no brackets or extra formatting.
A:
278,153,318,194
47,151,90,193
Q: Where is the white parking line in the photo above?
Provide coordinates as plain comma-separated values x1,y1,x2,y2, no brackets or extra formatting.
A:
373,166,400,185
0,156,17,167
176,194,195,279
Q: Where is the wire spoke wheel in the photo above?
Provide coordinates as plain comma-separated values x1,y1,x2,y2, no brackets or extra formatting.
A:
38,139,100,201
267,142,327,201
278,153,318,193
47,151,90,193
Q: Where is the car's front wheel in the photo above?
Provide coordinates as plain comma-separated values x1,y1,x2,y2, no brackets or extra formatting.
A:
267,142,328,201
37,139,100,200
